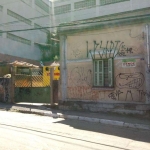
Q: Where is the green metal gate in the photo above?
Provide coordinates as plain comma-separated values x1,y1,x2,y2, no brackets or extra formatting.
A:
14,66,51,103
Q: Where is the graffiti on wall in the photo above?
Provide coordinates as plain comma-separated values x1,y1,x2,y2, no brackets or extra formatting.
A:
108,90,134,101
108,90,123,100
69,28,144,59
115,73,144,89
137,90,150,101
108,72,149,102
68,66,101,100
0,78,10,102
108,89,150,102
67,28,146,102
72,48,82,58
67,67,148,102
69,67,92,86
67,86,100,100
87,41,138,59
129,29,145,40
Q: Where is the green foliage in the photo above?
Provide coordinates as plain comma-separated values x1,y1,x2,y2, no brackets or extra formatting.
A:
39,32,59,62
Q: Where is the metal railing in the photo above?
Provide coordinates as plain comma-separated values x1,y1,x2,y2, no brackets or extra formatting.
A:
14,67,50,88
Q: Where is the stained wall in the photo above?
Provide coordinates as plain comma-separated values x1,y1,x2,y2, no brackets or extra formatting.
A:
65,24,150,103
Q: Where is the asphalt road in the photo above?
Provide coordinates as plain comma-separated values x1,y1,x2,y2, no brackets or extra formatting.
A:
0,111,150,150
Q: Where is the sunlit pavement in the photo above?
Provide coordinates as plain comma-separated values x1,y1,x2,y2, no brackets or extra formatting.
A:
0,111,150,150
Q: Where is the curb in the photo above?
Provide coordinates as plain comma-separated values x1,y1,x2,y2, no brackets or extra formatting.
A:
1,107,150,130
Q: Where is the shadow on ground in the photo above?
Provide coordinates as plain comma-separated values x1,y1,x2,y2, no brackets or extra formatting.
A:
1,102,150,144
54,119,150,143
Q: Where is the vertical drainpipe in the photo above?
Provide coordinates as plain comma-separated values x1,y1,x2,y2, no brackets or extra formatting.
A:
60,35,67,101
146,25,150,104
64,35,67,101
146,25,150,70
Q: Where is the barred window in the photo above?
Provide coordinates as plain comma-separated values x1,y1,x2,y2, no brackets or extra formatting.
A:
35,0,50,13
94,59,114,87
7,9,32,25
74,0,96,10
0,5,3,11
54,4,71,15
7,33,31,45
34,23,49,34
100,0,129,6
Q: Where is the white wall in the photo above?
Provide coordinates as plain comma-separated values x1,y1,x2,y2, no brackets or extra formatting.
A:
53,0,150,25
0,0,51,60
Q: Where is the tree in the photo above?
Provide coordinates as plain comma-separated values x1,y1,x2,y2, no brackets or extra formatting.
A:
38,32,59,62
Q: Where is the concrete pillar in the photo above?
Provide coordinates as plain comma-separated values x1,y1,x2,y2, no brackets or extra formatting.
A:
60,35,67,101
11,66,15,103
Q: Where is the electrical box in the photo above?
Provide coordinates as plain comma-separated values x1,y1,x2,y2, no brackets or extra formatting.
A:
43,66,50,86
43,65,60,86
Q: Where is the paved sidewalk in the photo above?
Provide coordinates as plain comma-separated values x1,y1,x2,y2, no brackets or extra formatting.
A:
0,102,150,130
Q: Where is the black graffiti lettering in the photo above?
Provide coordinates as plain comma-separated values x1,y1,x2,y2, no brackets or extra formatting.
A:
118,51,126,56
110,41,114,50
87,40,134,59
105,41,109,50
109,41,114,58
126,48,133,54
108,93,117,100
125,90,133,101
114,41,121,49
93,41,99,59
116,73,144,89
116,42,125,57
108,90,123,100
99,41,104,49
137,90,150,101
98,51,103,59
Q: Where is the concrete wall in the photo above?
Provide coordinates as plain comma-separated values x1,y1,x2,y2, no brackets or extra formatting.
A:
0,0,51,60
66,24,148,102
53,0,150,25
59,22,150,115
0,78,11,102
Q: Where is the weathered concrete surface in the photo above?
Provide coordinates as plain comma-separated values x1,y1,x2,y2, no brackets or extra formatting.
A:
58,100,150,116
59,20,150,116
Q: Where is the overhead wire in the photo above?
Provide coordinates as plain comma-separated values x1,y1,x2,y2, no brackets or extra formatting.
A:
0,0,139,30
0,0,109,28
0,13,149,34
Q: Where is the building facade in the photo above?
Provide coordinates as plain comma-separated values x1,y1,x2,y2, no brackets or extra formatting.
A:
0,0,150,114
53,0,150,25
1,0,150,62
0,0,52,61
58,5,150,115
